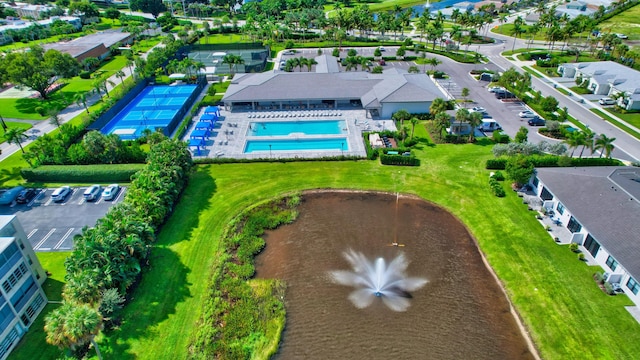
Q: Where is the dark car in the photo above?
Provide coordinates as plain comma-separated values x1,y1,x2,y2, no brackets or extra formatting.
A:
528,116,546,126
495,90,514,99
16,188,39,204
0,186,25,205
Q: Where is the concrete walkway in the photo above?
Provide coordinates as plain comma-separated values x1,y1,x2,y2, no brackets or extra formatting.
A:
0,42,164,162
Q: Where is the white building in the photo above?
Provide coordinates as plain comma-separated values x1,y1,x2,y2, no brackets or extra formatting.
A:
0,216,47,360
531,167,640,311
558,61,640,110
223,56,446,118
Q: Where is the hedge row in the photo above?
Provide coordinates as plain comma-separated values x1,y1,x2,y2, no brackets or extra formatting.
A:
21,164,145,183
380,154,420,166
486,156,624,170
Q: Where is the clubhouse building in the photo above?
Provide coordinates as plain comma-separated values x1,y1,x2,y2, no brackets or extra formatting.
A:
222,55,446,118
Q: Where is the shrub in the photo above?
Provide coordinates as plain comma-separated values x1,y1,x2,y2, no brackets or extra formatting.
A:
569,243,579,252
486,158,507,170
35,106,46,116
604,281,615,295
594,272,605,285
380,154,419,166
79,70,91,79
578,253,585,261
21,164,145,183
489,178,505,197
491,171,505,181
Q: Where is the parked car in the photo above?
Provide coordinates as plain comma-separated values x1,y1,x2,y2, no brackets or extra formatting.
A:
488,86,504,93
471,106,486,113
378,59,386,66
616,33,628,39
83,185,102,201
51,186,71,202
519,110,536,118
528,116,546,126
378,46,386,52
16,188,39,204
101,184,120,201
599,97,616,105
477,119,502,132
282,49,296,55
0,186,25,205
496,90,515,99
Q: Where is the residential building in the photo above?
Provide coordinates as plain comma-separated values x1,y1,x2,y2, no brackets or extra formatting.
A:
222,56,447,118
558,61,640,110
4,2,54,19
0,216,47,360
531,167,640,311
0,16,82,46
43,30,133,62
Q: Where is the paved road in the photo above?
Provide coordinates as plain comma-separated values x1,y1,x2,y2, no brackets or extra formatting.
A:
477,29,640,162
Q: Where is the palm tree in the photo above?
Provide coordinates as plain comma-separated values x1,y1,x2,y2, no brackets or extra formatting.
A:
4,127,28,153
455,108,470,141
430,98,448,116
579,129,595,158
511,17,525,52
564,130,585,157
49,110,63,129
74,92,90,114
594,134,616,158
392,109,411,128
434,112,450,140
460,87,470,108
115,70,126,86
410,117,419,139
426,57,441,73
45,303,103,360
221,54,244,76
468,111,483,142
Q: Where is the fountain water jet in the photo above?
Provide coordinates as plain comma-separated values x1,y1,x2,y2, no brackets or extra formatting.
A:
330,249,428,312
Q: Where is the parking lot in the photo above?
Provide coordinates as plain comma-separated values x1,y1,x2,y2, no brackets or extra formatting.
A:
0,186,126,252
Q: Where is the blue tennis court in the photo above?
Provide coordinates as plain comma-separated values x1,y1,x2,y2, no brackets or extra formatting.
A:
101,84,199,140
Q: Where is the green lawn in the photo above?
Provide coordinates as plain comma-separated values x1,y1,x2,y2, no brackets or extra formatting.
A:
598,3,640,40
67,141,639,359
8,252,70,360
591,108,640,140
609,109,640,130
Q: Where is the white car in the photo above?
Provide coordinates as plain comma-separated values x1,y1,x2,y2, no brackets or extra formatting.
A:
282,50,296,55
519,110,536,118
101,184,120,201
471,107,486,113
616,33,628,39
83,184,102,201
51,186,71,202
488,86,504,93
378,46,386,52
599,97,616,105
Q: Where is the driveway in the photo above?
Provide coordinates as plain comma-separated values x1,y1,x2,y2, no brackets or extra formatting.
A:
0,186,126,251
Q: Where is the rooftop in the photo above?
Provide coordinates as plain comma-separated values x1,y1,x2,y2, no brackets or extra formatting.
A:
562,61,640,95
535,166,640,282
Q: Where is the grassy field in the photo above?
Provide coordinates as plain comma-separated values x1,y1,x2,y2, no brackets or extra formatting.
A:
598,3,640,40
33,135,630,359
591,108,640,140
8,252,70,360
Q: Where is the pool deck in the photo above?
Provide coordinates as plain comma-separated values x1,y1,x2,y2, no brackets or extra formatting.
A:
184,108,397,159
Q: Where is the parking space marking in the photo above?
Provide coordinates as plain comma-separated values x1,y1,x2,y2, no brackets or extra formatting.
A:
53,228,74,250
35,228,56,250
112,189,125,203
27,229,38,239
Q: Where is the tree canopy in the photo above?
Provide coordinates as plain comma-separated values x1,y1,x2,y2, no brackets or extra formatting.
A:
129,0,166,18
0,46,79,99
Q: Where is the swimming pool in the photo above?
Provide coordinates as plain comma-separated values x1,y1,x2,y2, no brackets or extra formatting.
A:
249,120,346,136
244,138,349,153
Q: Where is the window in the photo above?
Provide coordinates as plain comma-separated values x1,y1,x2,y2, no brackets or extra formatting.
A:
1,262,29,294
628,277,639,295
605,256,618,271
532,176,539,187
567,216,582,233
20,314,29,327
17,240,24,250
0,223,16,237
0,327,19,359
540,187,553,201
10,277,36,312
0,304,15,332
556,202,565,215
583,234,600,257
24,293,44,320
